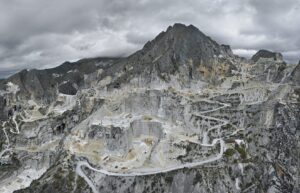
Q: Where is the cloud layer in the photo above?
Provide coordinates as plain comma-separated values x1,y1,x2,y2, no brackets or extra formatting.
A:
1,0,300,77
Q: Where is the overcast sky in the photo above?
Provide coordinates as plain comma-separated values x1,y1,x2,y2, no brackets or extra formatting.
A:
0,0,300,78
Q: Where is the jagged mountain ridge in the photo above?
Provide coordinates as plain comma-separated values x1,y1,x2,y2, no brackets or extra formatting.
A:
2,24,233,105
0,23,299,193
102,23,237,88
2,57,119,101
2,23,236,100
2,23,291,102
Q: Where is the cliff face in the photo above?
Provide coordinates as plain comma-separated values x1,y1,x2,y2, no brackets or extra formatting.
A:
290,62,300,85
127,23,235,79
0,24,299,193
251,50,283,63
3,58,118,102
98,23,237,90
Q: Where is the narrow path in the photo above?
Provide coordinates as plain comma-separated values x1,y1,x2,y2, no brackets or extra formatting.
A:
76,139,223,193
0,148,11,159
2,127,10,146
10,113,20,134
77,139,224,177
193,100,231,115
1,112,21,162
1,123,11,161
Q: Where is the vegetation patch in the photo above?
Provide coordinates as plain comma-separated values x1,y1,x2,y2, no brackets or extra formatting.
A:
224,148,235,157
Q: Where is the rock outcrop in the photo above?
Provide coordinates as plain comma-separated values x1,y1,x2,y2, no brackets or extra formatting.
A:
251,49,283,62
248,50,287,83
4,58,118,103
101,23,236,89
290,62,300,85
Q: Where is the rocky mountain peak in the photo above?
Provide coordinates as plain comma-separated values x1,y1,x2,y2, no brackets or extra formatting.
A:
251,49,283,62
166,23,200,33
142,23,233,58
125,23,235,83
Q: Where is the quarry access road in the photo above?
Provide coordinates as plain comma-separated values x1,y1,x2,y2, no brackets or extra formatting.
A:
76,97,231,193
76,139,224,177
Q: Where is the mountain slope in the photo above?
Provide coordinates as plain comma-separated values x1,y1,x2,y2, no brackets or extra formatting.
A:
101,23,237,89
0,23,299,193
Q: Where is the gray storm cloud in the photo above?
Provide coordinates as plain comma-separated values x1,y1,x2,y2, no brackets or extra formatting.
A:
0,0,300,78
